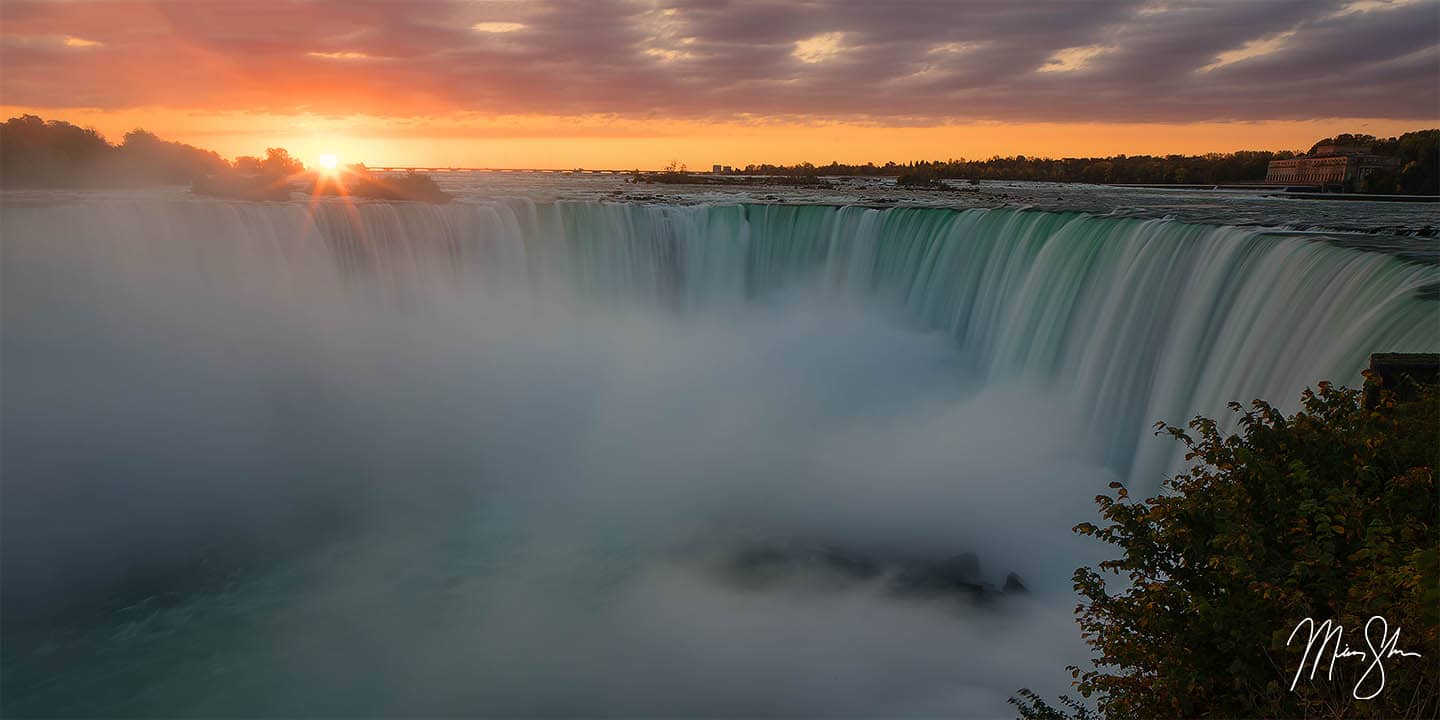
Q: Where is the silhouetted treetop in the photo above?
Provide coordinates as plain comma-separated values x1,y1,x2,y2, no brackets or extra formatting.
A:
233,148,305,180
0,115,289,189
1,115,114,187
737,129,1437,194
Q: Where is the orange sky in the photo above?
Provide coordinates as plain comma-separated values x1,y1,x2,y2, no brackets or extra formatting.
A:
2,0,1436,170
3,106,1431,171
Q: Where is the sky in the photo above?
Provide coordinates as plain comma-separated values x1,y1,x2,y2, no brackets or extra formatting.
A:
1,0,1436,169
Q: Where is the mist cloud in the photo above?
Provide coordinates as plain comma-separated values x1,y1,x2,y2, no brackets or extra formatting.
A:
2,200,1113,716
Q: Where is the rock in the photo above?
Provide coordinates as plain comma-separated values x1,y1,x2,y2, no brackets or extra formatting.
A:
706,542,1030,605
1002,572,1029,594
716,543,882,590
891,552,985,598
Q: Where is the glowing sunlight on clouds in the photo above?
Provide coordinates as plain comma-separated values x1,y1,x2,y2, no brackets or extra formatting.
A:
473,22,526,33
793,32,845,64
1037,45,1110,73
308,51,371,60
1200,31,1297,72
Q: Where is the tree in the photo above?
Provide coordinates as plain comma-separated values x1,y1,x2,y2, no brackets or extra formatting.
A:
234,147,304,179
0,115,111,187
1068,379,1438,718
114,129,228,184
0,115,229,188
1310,134,1379,153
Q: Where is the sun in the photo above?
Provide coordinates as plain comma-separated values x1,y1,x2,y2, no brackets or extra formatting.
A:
318,153,339,171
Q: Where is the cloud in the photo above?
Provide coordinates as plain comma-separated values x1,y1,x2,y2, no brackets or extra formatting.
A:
307,50,372,61
472,21,526,33
61,35,103,48
793,31,845,64
0,0,1435,122
1037,44,1112,73
1199,31,1297,73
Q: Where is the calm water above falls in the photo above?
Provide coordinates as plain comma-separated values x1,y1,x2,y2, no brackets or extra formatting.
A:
2,185,1436,716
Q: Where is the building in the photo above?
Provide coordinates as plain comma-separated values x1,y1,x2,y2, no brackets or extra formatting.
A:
1265,146,1399,188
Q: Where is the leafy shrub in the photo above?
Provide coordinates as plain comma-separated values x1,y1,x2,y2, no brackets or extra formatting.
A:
191,172,294,201
1010,688,1099,720
310,170,452,203
1066,379,1437,718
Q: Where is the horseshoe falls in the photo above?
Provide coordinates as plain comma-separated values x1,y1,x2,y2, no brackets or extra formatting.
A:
3,197,1437,717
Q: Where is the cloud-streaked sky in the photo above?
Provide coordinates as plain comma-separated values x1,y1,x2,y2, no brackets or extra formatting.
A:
2,0,1436,168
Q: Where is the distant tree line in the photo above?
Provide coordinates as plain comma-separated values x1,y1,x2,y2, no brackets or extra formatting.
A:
740,152,1294,185
0,115,304,188
1342,130,1440,195
739,129,1439,194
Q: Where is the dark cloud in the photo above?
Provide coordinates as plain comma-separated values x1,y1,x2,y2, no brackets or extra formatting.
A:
1,0,1435,121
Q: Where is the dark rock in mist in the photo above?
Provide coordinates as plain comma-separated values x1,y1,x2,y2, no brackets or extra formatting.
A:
707,543,1028,605
891,552,985,598
719,544,883,590
1002,572,1029,594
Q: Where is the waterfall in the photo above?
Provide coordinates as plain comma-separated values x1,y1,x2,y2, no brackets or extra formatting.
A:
4,195,1437,717
7,198,1432,489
